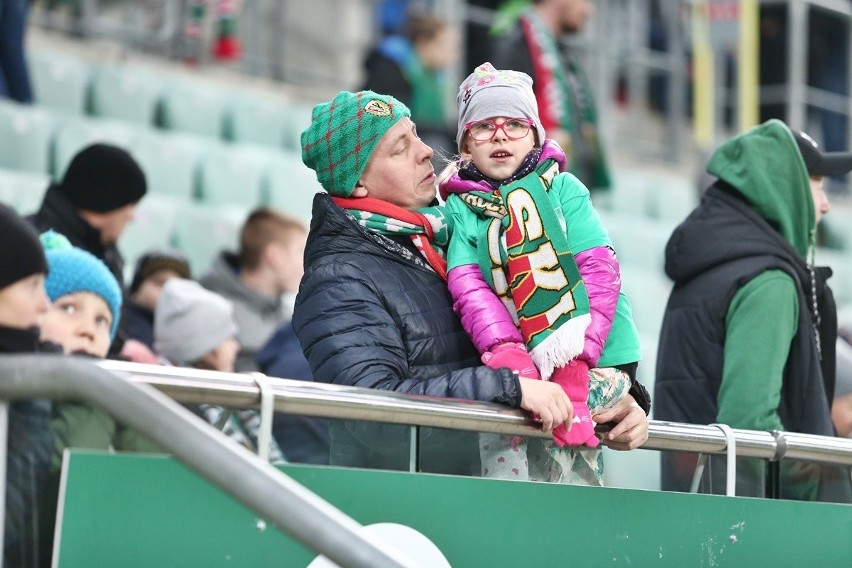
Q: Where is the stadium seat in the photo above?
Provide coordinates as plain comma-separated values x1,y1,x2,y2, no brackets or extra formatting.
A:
0,167,51,215
620,265,673,339
262,149,323,223
195,142,270,207
645,172,699,223
89,64,165,126
119,194,183,279
28,50,93,115
601,209,674,272
0,100,58,174
130,130,210,202
51,116,145,180
223,93,289,148
279,103,314,151
819,207,852,251
171,202,250,274
816,247,852,307
157,78,230,139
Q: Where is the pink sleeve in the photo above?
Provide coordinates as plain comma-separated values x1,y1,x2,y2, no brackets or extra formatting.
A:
576,246,621,366
448,264,524,354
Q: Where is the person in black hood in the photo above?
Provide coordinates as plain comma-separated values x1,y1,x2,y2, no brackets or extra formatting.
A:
0,203,60,568
295,90,649,474
655,120,852,503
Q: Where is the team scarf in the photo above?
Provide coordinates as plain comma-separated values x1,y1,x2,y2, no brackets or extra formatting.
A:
478,159,591,380
332,196,450,281
520,8,611,189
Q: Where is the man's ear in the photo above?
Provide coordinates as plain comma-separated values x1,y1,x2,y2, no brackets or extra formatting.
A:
351,186,369,198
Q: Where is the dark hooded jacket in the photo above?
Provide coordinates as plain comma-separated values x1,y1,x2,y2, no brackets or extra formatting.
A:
655,120,851,502
28,185,126,290
293,194,520,474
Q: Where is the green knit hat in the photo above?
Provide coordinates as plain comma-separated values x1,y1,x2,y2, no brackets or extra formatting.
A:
301,90,411,197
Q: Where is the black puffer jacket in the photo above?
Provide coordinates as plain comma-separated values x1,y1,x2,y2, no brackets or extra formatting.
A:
293,194,520,473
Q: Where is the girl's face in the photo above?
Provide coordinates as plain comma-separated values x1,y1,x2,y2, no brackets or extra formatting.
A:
40,292,113,357
461,117,536,181
0,273,49,329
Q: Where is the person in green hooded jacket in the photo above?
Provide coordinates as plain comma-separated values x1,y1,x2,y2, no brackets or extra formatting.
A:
654,119,852,503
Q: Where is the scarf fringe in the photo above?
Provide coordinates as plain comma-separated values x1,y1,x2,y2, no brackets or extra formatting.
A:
530,313,590,381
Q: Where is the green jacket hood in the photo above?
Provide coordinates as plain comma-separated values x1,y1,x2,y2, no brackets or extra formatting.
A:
706,119,814,257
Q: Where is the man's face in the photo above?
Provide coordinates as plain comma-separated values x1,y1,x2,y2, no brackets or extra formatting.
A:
558,0,594,33
356,118,437,210
270,231,307,295
0,273,49,329
132,269,184,311
810,176,830,225
83,203,137,246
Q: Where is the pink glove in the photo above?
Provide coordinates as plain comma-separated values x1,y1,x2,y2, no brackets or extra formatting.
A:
481,342,540,380
551,360,598,448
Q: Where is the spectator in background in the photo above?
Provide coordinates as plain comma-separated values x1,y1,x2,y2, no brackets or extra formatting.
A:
256,322,331,465
29,143,147,292
0,204,55,568
492,0,612,193
655,121,852,503
200,208,306,372
361,7,459,161
118,249,192,354
154,278,286,463
0,0,34,103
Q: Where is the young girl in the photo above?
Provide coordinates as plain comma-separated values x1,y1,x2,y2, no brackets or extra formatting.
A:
438,63,642,484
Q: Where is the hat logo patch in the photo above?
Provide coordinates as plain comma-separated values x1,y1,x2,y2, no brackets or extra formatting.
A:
364,100,392,117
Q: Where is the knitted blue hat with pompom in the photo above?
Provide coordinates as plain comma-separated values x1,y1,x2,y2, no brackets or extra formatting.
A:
41,231,123,340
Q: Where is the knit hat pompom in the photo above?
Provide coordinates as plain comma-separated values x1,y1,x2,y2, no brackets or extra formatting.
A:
154,278,238,364
0,203,48,290
41,230,123,340
456,62,545,152
58,143,147,212
301,90,411,197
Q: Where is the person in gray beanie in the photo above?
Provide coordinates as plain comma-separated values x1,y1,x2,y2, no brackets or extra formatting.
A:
154,278,286,463
437,62,647,485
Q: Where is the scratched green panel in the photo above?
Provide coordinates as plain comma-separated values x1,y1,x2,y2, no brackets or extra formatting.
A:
56,451,851,567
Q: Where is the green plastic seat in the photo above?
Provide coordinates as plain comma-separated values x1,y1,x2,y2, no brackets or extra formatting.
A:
28,50,92,115
158,79,230,139
89,64,165,126
195,142,270,207
224,93,290,148
171,202,251,274
51,116,146,181
620,264,673,338
0,100,58,174
130,130,210,202
262,149,323,224
119,194,183,280
280,103,314,151
0,167,51,215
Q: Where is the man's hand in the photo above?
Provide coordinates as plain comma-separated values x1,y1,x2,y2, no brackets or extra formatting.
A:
518,377,573,433
593,395,649,451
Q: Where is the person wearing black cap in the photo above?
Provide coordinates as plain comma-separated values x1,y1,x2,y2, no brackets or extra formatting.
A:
118,249,192,354
655,119,852,503
28,143,147,291
0,203,60,568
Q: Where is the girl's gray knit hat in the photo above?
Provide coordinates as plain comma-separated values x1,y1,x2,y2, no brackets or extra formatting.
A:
455,62,545,151
154,278,237,364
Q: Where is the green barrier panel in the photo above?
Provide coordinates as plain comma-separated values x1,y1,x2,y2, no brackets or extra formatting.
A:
55,451,851,567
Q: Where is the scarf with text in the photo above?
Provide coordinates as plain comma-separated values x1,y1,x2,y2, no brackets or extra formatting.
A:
479,159,591,378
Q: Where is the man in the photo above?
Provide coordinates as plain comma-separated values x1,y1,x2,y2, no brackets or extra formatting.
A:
492,0,611,192
294,90,648,474
29,143,147,290
655,120,852,502
200,207,306,372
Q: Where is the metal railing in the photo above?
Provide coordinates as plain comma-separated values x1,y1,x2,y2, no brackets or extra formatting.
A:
1,355,850,564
